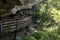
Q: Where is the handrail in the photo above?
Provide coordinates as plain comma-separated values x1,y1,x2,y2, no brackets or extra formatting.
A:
0,16,32,32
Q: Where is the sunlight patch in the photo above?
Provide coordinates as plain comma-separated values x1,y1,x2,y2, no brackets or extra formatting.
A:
43,26,58,32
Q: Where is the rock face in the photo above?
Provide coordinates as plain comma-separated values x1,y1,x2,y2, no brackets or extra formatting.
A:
0,0,42,17
0,0,21,17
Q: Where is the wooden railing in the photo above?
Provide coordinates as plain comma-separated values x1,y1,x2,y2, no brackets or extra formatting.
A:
0,16,32,32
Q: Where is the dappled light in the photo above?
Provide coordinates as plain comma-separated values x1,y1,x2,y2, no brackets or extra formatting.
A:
1,0,60,40
43,26,58,32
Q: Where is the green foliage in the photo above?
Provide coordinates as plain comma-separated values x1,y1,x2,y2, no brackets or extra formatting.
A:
23,0,60,40
23,36,36,40
23,31,60,40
